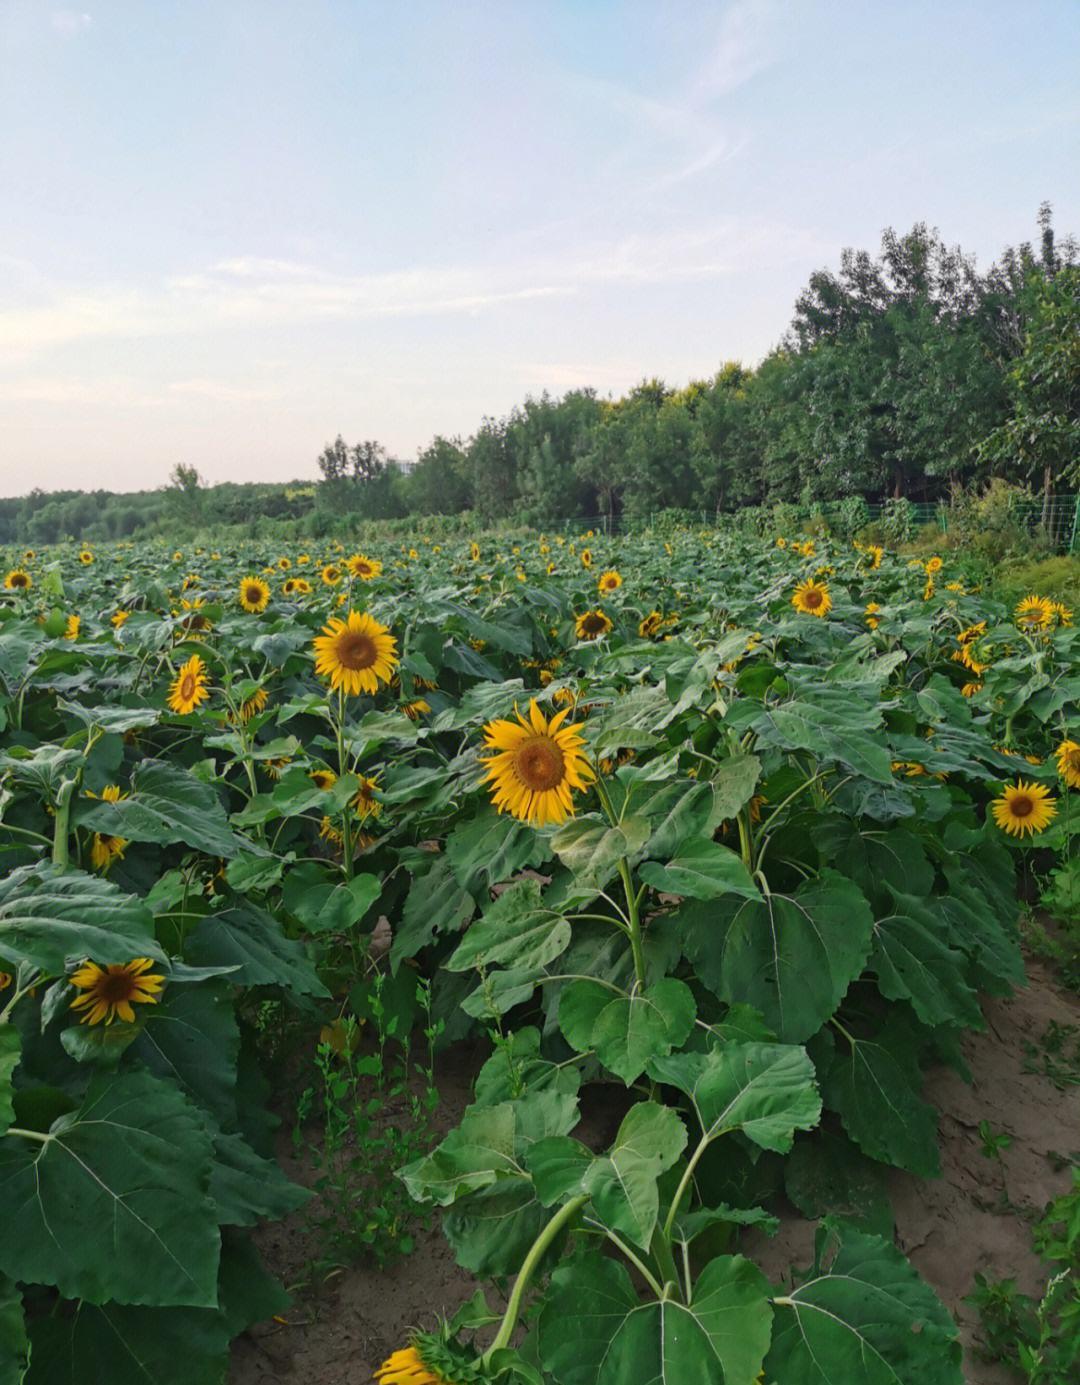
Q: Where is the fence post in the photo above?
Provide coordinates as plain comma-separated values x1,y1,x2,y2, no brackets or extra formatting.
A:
1070,496,1080,555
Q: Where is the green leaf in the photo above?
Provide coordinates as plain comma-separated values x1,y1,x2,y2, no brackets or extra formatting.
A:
650,1041,820,1153
282,863,380,934
473,1028,581,1105
539,1251,773,1385
766,1220,962,1383
26,1300,230,1385
784,1131,894,1237
446,810,553,892
0,1276,27,1385
707,753,762,825
681,871,874,1042
184,902,328,996
0,864,166,974
447,879,570,974
525,1135,593,1207
56,698,161,734
77,758,249,859
822,1037,940,1178
812,821,934,903
128,979,239,1126
621,778,713,860
562,978,696,1084
583,1101,687,1247
756,701,893,783
0,1027,17,1137
208,1130,310,1227
872,895,983,1029
60,1020,140,1067
0,1070,219,1307
551,814,649,892
391,855,474,971
639,838,760,901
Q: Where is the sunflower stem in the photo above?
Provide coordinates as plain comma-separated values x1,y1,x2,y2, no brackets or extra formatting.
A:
52,778,77,869
483,1194,588,1360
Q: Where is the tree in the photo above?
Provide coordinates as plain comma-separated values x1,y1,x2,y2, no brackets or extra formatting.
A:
166,464,204,524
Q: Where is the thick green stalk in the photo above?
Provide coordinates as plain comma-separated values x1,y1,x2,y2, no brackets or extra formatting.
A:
52,779,76,868
484,1194,588,1359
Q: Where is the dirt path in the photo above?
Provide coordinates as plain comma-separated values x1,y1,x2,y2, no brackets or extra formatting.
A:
231,961,1080,1385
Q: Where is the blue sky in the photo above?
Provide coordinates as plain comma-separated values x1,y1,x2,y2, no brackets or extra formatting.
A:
1,0,1078,493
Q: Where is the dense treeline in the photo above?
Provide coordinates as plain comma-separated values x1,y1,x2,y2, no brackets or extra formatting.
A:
3,208,1077,545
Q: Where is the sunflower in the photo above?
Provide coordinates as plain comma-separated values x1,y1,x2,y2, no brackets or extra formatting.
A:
282,578,298,596
313,610,399,696
0,970,11,992
277,556,292,571
87,784,128,872
1015,594,1054,631
925,556,943,574
238,687,268,722
319,815,344,847
866,544,884,569
481,699,593,827
167,654,210,715
373,1343,449,1385
991,780,1057,838
321,563,343,586
353,774,382,820
639,610,663,638
574,609,613,641
239,576,271,613
4,568,31,591
79,550,94,565
402,698,431,720
791,580,831,617
961,682,983,697
293,577,312,595
69,958,165,1026
64,614,80,640
298,553,310,565
347,553,382,580
310,767,338,791
180,597,211,631
112,610,130,627
864,602,881,629
580,548,593,569
1050,601,1073,627
470,542,480,561
1055,739,1080,790
775,537,787,549
597,570,622,594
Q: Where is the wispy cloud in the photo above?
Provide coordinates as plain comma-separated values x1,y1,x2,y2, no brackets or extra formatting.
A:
50,10,92,38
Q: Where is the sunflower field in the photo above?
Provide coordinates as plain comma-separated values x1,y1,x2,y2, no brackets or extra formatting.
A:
0,530,1076,1385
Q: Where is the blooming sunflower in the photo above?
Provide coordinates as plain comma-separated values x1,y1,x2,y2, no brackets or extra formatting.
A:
991,780,1057,838
1051,600,1074,627
1055,739,1080,790
87,784,128,872
238,687,268,722
239,576,271,613
168,654,210,715
353,774,382,820
481,699,593,826
313,611,399,696
310,767,338,791
866,544,884,569
925,556,943,575
639,610,663,638
864,602,881,629
347,553,382,581
1015,594,1054,631
469,542,480,561
69,958,165,1026
580,548,593,569
791,580,831,618
277,556,292,571
597,570,622,594
4,568,31,591
79,550,94,565
574,609,613,641
402,698,431,720
111,610,130,628
321,564,343,586
64,614,80,640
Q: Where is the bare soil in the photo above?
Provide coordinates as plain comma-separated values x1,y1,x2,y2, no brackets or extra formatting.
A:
231,960,1080,1385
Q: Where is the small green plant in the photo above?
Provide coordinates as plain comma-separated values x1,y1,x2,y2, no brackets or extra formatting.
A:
970,1169,1080,1383
1022,1022,1080,1091
293,972,442,1269
979,1120,1013,1160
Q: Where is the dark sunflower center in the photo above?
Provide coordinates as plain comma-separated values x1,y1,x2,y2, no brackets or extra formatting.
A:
582,613,607,634
180,673,196,700
336,632,377,670
804,589,822,608
246,585,262,602
1010,795,1033,818
100,972,138,1003
514,736,566,791
12,575,27,588
356,562,372,575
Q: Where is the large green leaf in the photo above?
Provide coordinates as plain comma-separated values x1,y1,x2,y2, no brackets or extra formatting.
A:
281,863,380,934
0,1276,27,1385
583,1101,687,1247
681,871,874,1042
390,855,474,970
822,1036,940,1178
26,1300,230,1385
539,1251,773,1385
208,1130,310,1227
784,1130,894,1237
446,810,552,891
551,814,650,893
184,901,328,996
0,864,166,974
77,758,250,858
871,894,982,1029
767,1220,962,1383
707,753,762,826
128,980,239,1127
0,1028,17,1137
639,837,760,901
560,977,696,1084
447,878,570,975
755,700,894,784
0,1070,219,1307
813,821,934,903
650,1041,820,1153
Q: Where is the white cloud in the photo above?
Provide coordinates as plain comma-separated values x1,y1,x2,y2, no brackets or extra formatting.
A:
50,11,92,38
167,378,277,404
